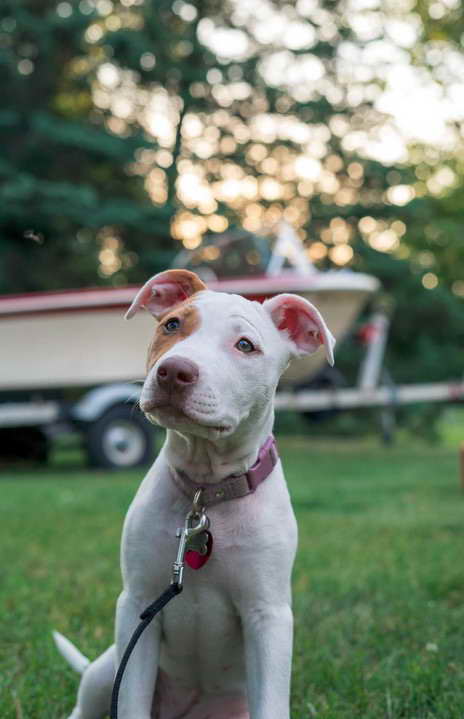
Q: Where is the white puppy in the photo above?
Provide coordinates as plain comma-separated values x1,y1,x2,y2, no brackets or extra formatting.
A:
55,269,335,719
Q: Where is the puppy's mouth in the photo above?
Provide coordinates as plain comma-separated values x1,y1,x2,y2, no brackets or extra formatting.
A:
142,402,231,435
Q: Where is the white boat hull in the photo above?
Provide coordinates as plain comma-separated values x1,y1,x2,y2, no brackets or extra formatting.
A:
0,309,152,390
0,272,379,391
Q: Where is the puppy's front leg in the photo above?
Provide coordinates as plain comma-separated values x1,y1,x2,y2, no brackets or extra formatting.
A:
115,589,161,719
242,602,293,719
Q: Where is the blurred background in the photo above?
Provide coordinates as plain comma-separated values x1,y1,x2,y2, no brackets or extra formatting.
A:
1,0,464,468
2,4,464,716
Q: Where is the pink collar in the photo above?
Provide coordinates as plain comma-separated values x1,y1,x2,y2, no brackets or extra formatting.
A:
170,435,279,507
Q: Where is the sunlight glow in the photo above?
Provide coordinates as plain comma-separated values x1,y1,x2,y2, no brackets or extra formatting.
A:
84,0,464,275
329,244,354,265
422,272,439,289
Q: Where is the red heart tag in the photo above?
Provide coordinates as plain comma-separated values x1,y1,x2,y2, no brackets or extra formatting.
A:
185,531,213,570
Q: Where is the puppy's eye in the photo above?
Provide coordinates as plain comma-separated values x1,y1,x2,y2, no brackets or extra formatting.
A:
236,338,255,353
164,317,180,333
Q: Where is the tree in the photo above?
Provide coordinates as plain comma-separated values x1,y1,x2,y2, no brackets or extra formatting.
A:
0,0,173,293
1,0,417,291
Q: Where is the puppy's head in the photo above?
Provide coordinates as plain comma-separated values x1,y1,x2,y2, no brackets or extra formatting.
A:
126,270,335,440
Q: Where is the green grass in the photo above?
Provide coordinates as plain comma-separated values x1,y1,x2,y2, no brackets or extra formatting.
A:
1,435,464,718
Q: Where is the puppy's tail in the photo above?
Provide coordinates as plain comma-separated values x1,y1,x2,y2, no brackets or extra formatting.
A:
52,630,90,675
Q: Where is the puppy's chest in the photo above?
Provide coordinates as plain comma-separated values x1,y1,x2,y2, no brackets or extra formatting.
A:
142,505,277,585
127,474,296,590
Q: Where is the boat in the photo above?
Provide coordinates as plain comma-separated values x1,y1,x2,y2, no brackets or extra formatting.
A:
0,224,379,391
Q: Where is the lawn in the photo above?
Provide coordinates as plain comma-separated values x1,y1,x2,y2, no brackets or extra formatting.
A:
1,435,463,718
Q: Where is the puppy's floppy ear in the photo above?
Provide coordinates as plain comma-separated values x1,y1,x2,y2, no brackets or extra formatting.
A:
125,269,206,320
263,293,335,365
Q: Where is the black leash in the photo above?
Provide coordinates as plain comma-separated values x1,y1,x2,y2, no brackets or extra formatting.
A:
110,491,209,719
110,582,182,719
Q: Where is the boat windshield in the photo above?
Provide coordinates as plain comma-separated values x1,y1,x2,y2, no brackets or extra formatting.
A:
173,229,274,280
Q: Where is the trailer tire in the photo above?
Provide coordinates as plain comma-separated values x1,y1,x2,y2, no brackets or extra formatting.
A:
85,405,156,469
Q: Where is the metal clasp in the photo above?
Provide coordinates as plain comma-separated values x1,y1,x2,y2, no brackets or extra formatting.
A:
192,488,204,515
171,490,209,588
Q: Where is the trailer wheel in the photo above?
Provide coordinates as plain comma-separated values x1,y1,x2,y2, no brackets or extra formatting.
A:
85,405,156,469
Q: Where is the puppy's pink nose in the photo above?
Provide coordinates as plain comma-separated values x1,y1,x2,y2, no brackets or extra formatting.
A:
156,356,199,389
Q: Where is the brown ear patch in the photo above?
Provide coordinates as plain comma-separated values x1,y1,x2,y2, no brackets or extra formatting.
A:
146,297,201,372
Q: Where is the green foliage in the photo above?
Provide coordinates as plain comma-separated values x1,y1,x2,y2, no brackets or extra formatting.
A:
351,244,464,383
402,191,464,296
0,0,175,292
